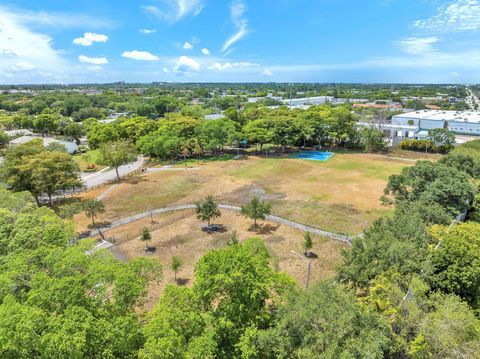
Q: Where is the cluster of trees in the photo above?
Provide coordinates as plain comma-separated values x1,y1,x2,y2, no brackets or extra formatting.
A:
338,149,480,357
0,188,163,358
0,139,80,205
0,112,85,144
84,104,388,161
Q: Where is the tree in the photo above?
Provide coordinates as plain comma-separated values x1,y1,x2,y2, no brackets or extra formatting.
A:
140,285,212,359
427,222,480,310
0,130,8,146
382,161,475,217
98,140,137,180
241,196,271,228
257,282,393,358
140,226,152,251
32,113,60,136
409,294,480,358
428,128,456,147
171,256,182,282
244,119,273,151
359,126,387,152
338,201,452,289
303,231,313,256
83,199,105,226
195,195,221,228
22,151,81,206
63,122,85,144
0,139,45,204
45,142,68,153
193,238,294,357
86,122,120,149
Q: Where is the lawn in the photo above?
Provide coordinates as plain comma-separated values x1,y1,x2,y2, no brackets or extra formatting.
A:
84,152,413,235
73,149,107,172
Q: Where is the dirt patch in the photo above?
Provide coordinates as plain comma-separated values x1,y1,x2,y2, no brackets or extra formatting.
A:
99,210,347,310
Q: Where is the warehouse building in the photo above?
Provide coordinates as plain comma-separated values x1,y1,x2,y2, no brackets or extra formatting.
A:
392,110,480,135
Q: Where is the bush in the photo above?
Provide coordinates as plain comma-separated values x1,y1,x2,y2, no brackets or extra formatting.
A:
400,139,437,153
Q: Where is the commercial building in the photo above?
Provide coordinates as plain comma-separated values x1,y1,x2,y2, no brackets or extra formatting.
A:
359,110,480,147
392,110,480,135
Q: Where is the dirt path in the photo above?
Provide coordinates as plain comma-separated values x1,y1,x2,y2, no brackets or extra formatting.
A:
90,204,354,245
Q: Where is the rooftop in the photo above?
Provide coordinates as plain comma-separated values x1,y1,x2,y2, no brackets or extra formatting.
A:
396,110,480,123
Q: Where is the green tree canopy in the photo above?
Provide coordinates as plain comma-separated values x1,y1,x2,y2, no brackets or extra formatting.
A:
195,195,221,228
257,282,393,358
427,222,480,310
98,140,137,180
241,196,271,228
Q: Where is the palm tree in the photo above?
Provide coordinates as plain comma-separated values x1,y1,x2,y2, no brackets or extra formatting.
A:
83,199,105,227
241,196,271,228
195,195,221,228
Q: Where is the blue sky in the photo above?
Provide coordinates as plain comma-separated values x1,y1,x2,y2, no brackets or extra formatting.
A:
0,0,479,84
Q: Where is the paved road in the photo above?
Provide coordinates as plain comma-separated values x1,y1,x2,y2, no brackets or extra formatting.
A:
81,156,145,189
90,203,354,245
466,87,480,110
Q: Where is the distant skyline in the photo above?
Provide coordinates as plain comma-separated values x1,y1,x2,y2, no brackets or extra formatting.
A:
0,0,479,84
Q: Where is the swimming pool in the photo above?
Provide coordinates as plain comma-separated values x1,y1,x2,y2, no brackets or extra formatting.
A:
291,151,334,162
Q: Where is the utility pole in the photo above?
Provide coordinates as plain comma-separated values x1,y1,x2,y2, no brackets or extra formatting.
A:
291,250,312,289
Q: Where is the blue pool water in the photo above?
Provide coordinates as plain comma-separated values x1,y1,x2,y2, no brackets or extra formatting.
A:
291,151,334,162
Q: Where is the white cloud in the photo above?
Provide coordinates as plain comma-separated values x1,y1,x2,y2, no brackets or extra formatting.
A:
261,68,273,76
183,41,193,50
122,50,159,61
11,61,35,71
0,6,70,82
396,37,439,54
163,67,171,73
73,32,108,46
173,55,200,74
140,28,157,34
142,0,204,23
78,55,109,65
222,1,249,52
208,61,259,71
201,48,210,55
414,0,480,32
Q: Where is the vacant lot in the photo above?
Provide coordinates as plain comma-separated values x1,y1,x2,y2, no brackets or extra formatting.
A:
100,209,347,310
88,152,412,235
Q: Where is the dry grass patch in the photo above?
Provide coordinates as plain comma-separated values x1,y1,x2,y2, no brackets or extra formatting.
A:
99,209,347,310
78,152,412,235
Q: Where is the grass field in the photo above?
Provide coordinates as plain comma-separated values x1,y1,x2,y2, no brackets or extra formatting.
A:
83,151,416,235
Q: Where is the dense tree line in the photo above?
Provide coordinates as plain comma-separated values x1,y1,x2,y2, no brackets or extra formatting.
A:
82,104,388,160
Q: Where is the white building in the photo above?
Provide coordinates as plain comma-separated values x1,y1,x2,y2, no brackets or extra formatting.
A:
392,110,480,136
358,110,480,147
